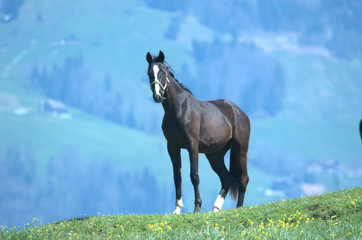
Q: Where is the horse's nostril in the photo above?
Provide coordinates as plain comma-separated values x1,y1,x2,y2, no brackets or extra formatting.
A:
153,94,162,103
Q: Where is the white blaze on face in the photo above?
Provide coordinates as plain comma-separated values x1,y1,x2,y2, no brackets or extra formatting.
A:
152,65,161,96
213,194,225,212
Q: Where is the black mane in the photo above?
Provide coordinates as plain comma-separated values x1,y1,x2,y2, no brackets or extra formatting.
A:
164,62,193,95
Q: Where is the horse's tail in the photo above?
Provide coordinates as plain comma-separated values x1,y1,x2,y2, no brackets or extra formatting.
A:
229,149,239,201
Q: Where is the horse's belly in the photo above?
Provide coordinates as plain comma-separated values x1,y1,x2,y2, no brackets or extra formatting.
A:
198,124,232,153
199,142,229,153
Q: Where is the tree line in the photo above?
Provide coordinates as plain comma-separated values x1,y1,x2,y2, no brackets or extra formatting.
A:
29,55,142,130
0,144,172,228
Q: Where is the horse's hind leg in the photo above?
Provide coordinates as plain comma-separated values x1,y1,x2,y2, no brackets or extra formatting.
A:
237,152,249,207
232,144,249,208
206,150,232,212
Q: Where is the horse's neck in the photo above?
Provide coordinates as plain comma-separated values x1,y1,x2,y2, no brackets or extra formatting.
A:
162,78,189,117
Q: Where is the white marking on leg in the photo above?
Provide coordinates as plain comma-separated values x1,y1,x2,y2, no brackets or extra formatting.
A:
213,194,225,212
172,198,183,215
152,65,161,96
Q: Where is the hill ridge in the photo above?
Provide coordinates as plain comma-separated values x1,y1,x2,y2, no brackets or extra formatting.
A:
1,187,361,239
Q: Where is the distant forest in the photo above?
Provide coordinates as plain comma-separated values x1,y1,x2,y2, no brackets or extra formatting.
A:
0,144,171,227
29,55,139,129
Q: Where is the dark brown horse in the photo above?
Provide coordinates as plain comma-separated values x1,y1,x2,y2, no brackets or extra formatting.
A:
146,51,250,214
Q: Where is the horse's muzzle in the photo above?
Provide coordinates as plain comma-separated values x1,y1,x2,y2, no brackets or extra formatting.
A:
153,93,165,103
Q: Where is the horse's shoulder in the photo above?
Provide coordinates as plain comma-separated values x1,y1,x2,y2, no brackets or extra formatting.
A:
208,99,247,119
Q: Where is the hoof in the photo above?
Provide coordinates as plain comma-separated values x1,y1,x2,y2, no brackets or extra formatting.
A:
213,207,220,212
172,209,181,215
172,199,183,215
213,195,224,212
172,206,182,215
193,207,201,213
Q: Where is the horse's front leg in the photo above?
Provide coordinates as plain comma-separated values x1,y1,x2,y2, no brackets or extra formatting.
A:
167,142,183,214
188,142,202,213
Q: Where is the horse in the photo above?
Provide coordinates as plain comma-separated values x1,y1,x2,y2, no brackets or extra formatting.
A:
146,51,251,214
360,118,362,141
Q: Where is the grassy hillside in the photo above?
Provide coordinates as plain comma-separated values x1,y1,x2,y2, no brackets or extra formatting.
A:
1,0,194,87
261,53,362,162
1,187,361,239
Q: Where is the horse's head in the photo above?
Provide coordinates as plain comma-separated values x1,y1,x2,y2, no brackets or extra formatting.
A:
146,51,170,103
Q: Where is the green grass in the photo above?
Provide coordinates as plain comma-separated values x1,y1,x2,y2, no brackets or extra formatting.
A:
1,187,361,239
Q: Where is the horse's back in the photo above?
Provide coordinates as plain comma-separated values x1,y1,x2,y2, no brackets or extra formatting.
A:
208,99,249,126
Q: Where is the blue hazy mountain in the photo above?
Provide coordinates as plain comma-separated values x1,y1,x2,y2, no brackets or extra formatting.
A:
1,0,361,227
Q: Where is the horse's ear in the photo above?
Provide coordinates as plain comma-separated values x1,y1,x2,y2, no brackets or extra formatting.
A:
146,52,152,64
157,50,165,63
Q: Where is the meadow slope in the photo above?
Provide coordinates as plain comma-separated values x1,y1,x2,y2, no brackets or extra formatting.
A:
1,187,361,239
